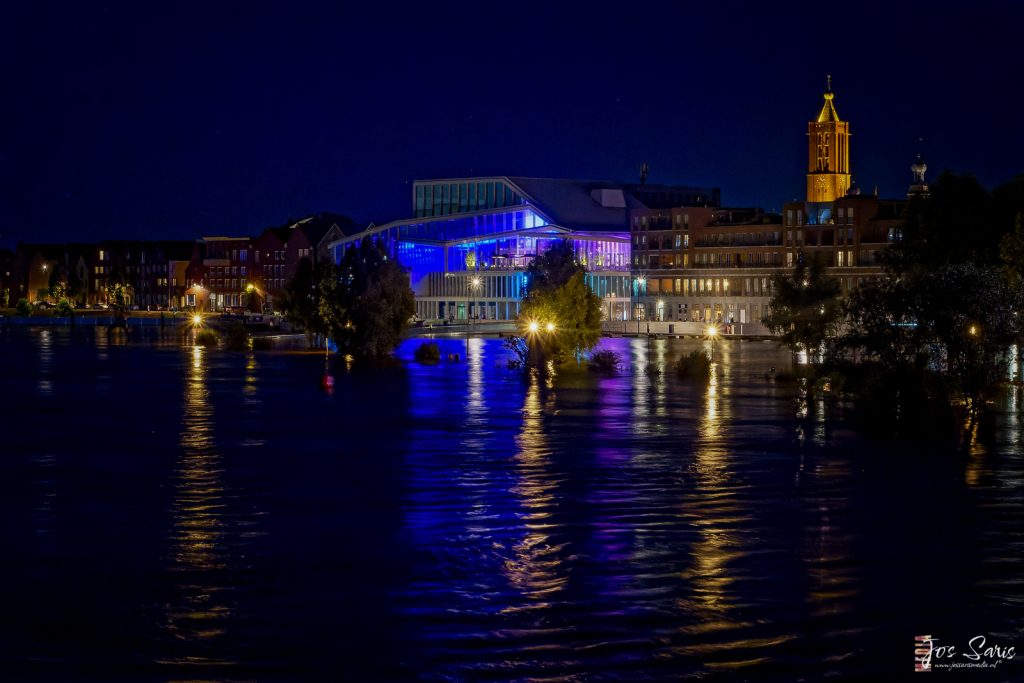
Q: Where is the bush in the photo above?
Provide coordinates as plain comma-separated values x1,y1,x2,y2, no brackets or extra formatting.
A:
503,336,529,369
675,350,712,381
56,298,74,317
195,329,219,347
414,341,441,363
224,322,251,351
15,298,31,316
589,348,621,373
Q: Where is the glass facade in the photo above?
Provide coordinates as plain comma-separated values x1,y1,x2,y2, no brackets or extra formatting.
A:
414,179,526,218
334,177,637,322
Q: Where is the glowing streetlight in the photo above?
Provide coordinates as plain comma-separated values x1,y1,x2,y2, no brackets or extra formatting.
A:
707,324,718,362
245,282,264,313
634,275,647,333
192,314,202,326
546,321,555,333
528,320,539,334
969,324,978,336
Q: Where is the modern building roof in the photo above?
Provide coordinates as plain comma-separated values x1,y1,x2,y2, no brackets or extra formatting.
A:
504,177,647,232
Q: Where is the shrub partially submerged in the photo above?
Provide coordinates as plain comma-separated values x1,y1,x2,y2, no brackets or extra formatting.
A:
224,322,251,351
588,349,621,373
414,341,441,363
195,329,219,347
675,350,711,381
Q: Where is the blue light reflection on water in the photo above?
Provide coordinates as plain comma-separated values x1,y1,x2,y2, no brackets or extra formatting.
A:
0,327,1022,680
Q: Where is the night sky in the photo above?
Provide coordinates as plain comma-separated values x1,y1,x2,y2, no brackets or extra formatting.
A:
2,2,1022,247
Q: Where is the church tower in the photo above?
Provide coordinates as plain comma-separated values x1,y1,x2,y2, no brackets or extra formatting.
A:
806,76,851,203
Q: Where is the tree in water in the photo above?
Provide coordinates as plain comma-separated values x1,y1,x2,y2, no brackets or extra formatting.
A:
334,237,416,359
518,239,602,366
279,239,415,360
762,253,842,361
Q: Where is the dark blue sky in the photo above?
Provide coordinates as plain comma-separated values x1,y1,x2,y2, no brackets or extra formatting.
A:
2,1,1022,246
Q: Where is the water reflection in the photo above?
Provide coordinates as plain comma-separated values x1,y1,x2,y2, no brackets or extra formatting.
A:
682,363,748,618
163,346,233,663
503,371,568,612
36,328,53,395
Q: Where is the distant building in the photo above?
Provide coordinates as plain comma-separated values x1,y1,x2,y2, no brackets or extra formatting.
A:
189,236,252,311
632,81,904,333
253,213,352,309
0,249,14,306
329,177,718,322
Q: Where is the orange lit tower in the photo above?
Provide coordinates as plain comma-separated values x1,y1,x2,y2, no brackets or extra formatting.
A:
806,76,851,203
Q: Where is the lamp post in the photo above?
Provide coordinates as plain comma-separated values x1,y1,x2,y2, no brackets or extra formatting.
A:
634,275,646,335
469,275,482,332
467,275,481,358
707,323,718,362
246,282,264,314
526,319,556,368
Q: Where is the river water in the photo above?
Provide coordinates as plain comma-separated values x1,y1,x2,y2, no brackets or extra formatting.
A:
1,327,1022,680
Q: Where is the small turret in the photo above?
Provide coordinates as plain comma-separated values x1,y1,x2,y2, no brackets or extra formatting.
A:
908,153,930,198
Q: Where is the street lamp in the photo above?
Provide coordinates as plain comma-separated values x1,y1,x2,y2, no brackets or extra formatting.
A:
707,324,718,362
469,275,482,330
246,282,264,313
525,319,557,367
634,275,647,335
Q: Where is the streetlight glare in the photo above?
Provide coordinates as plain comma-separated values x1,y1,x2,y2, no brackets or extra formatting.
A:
471,276,481,288
528,321,539,333
192,314,202,326
546,322,555,333
707,325,717,337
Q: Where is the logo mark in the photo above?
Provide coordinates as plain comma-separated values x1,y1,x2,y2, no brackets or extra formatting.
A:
915,635,933,672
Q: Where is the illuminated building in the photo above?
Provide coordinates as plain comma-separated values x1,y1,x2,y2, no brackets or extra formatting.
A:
806,75,851,204
329,177,718,322
191,237,252,311
632,81,908,333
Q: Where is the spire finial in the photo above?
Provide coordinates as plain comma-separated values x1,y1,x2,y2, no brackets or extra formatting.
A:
826,74,832,92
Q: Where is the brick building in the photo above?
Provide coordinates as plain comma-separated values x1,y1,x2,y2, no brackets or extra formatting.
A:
631,82,904,333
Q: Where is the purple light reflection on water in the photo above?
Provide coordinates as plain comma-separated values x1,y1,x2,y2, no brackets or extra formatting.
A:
1,328,1023,680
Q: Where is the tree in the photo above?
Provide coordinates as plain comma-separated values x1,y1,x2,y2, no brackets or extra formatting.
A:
105,265,133,316
334,237,415,359
279,239,415,359
884,172,996,276
517,239,602,366
833,173,1024,423
278,257,334,345
762,254,842,359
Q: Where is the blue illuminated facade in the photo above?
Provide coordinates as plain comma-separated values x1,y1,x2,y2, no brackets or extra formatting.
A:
328,176,673,322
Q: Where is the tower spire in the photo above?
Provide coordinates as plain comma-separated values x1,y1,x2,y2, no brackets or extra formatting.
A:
806,80,851,202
